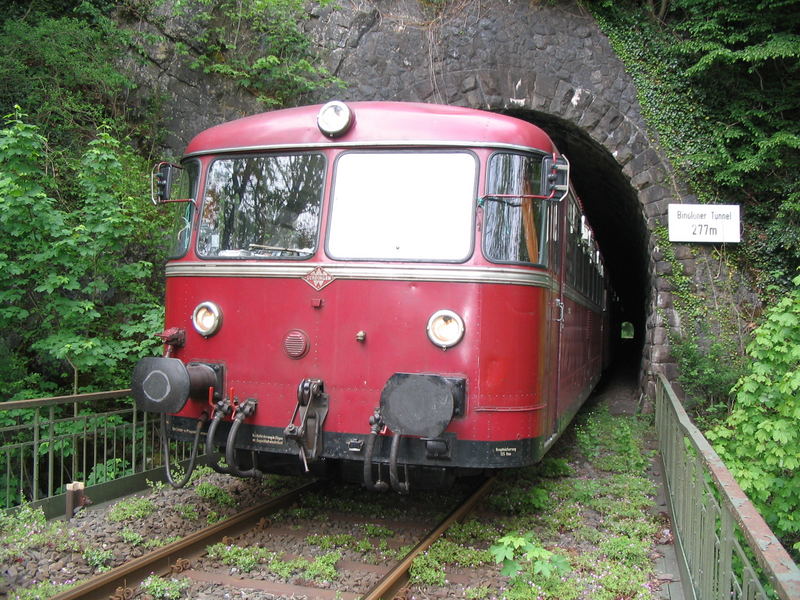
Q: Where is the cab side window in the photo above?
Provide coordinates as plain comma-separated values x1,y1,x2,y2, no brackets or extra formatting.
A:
483,152,547,266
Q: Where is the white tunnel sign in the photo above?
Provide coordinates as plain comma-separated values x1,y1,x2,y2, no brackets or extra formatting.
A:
668,204,741,243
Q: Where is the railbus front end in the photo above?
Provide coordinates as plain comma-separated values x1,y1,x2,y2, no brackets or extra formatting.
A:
131,102,607,492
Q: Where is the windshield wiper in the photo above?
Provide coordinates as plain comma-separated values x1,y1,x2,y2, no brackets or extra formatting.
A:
249,243,305,255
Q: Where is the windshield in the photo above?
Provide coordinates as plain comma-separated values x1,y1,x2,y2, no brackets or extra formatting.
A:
197,153,325,259
483,152,548,266
327,151,476,261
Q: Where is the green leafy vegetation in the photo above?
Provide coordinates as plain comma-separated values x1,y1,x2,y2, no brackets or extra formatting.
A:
706,276,800,559
0,504,78,563
0,8,134,154
206,510,223,524
206,542,341,581
194,481,236,506
306,526,398,560
575,404,652,473
587,0,800,292
86,458,134,486
650,227,748,420
9,580,77,600
174,503,199,520
468,405,661,599
140,575,191,600
107,496,156,522
0,1,341,402
119,527,145,545
589,0,800,557
0,111,167,399
411,538,493,586
82,545,114,571
170,0,343,107
489,532,571,578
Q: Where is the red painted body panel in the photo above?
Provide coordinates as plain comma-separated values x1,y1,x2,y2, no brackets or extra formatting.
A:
184,102,556,157
557,293,605,417
168,271,555,443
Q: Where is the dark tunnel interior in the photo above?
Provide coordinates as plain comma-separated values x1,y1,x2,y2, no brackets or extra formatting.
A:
502,109,651,356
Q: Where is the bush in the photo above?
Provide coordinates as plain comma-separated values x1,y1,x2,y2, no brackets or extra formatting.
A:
706,275,800,558
0,112,166,396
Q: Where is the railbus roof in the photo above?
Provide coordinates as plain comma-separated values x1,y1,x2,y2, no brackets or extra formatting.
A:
183,101,556,158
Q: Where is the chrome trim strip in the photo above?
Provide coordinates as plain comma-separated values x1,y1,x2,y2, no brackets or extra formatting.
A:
474,403,546,413
183,140,548,159
165,262,555,288
563,285,603,312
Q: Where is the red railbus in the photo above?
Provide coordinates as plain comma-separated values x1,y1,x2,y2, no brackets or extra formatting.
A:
133,101,610,491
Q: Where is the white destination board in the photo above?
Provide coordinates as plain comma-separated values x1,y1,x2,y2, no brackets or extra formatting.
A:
668,204,740,243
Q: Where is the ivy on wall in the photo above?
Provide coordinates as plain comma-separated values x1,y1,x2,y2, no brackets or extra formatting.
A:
651,227,748,423
585,0,800,558
585,0,800,292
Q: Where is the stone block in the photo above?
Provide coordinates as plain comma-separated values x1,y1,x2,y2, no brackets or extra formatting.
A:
655,276,674,292
651,345,672,364
462,75,478,93
673,246,693,260
678,259,696,276
651,326,669,345
663,362,681,382
655,261,673,276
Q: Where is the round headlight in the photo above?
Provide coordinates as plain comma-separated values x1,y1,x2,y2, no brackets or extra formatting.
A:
317,101,353,138
426,310,465,349
192,301,222,337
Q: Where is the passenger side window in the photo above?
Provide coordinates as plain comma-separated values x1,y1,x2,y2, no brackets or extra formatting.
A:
483,152,547,266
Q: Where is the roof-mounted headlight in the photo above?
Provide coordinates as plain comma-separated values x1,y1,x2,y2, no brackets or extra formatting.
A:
192,301,222,337
317,101,354,138
426,309,465,349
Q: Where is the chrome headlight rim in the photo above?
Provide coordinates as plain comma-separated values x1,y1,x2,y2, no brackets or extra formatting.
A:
426,309,465,349
192,301,223,337
317,100,354,138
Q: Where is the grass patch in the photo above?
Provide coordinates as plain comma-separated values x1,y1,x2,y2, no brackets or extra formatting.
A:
463,399,661,599
0,504,78,562
206,542,340,581
107,496,156,522
194,482,235,507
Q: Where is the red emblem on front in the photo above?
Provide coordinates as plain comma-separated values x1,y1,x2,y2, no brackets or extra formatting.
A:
302,266,335,290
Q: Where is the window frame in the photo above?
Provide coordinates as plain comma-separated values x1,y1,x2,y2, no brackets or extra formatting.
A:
195,151,328,261
324,149,479,263
166,158,200,260
481,150,550,269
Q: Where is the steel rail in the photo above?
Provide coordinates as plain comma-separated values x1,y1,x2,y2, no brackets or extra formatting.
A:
362,475,495,600
50,480,322,600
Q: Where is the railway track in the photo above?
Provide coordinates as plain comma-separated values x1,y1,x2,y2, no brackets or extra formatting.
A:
11,377,688,599
50,477,494,600
51,480,321,600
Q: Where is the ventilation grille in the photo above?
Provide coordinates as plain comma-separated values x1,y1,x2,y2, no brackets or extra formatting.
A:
283,330,310,359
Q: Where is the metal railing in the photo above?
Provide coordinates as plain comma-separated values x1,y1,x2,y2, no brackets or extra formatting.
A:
655,373,800,600
0,390,199,512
